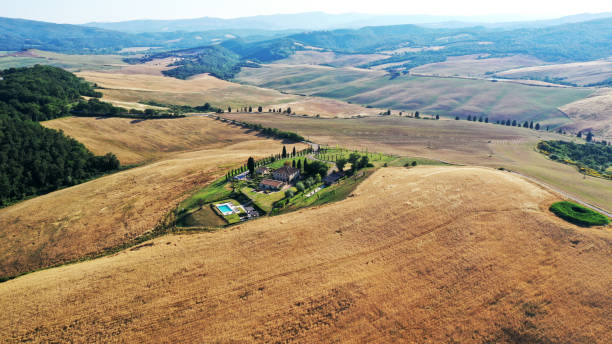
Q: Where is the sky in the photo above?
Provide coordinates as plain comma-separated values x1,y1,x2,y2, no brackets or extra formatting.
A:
1,0,611,24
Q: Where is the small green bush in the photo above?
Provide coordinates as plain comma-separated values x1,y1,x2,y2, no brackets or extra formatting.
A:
549,201,610,227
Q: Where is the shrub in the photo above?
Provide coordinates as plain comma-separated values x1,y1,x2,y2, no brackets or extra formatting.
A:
285,189,295,199
296,182,305,192
549,201,610,227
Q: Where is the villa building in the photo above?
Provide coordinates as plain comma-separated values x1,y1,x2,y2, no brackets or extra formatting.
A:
256,166,270,176
272,165,300,183
259,179,285,191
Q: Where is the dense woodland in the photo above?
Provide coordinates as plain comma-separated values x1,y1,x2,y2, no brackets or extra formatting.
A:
0,65,102,121
160,46,242,80
0,66,121,206
538,140,612,176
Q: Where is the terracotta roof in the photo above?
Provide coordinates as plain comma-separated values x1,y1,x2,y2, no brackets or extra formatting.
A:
274,166,299,175
260,179,284,187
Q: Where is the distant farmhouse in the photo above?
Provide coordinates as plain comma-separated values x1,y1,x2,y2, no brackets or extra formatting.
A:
259,178,285,191
256,166,270,176
272,165,300,183
323,171,344,186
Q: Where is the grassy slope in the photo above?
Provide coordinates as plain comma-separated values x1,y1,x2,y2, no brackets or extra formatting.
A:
237,65,591,124
0,117,297,279
77,70,300,109
42,116,267,165
223,113,612,212
1,167,610,342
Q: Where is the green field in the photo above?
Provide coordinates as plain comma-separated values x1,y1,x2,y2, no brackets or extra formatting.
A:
178,177,232,211
241,186,293,213
237,65,591,124
549,201,610,227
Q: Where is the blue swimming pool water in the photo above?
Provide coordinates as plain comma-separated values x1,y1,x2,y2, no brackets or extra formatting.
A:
217,204,232,213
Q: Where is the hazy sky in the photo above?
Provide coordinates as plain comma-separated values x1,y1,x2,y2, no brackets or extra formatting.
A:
2,0,611,24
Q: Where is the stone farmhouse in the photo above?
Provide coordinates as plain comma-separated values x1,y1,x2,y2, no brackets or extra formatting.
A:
272,165,300,183
259,178,285,191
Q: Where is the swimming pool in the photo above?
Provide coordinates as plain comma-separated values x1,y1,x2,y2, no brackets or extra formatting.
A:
217,204,233,214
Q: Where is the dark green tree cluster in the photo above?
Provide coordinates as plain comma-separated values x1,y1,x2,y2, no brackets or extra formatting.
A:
0,65,102,121
0,115,119,206
538,140,612,175
156,46,241,80
225,146,313,180
214,116,305,142
0,66,123,206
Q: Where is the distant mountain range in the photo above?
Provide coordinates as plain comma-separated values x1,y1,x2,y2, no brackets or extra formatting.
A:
84,11,612,33
1,12,612,61
0,17,295,54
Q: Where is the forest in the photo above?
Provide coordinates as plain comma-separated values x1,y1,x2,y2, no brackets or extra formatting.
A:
0,65,121,206
538,140,612,177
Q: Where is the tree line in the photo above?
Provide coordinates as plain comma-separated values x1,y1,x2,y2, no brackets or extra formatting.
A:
226,145,313,180
0,65,123,206
213,116,305,142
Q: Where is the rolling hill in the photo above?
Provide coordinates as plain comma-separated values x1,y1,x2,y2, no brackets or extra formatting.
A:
1,166,610,342
0,116,304,280
84,11,612,32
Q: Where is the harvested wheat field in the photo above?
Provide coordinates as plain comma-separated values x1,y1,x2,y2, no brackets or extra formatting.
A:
559,88,612,140
222,113,612,212
1,166,610,343
268,97,384,118
77,70,299,108
0,117,305,279
410,54,545,78
496,58,612,86
42,116,268,165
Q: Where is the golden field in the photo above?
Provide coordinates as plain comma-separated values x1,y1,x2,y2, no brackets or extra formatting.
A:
1,167,610,342
42,116,265,165
0,117,305,278
223,113,612,212
559,88,612,140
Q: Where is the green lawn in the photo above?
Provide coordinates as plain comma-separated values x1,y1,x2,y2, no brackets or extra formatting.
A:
241,186,291,213
549,201,610,227
179,177,232,211
279,168,374,213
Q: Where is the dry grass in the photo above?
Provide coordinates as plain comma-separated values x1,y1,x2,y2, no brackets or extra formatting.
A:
236,64,592,123
267,98,384,118
0,49,127,71
41,116,261,165
76,66,384,118
410,54,545,77
1,166,610,343
0,117,306,278
275,51,387,67
496,58,612,86
77,70,299,108
559,88,612,140
223,113,612,212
